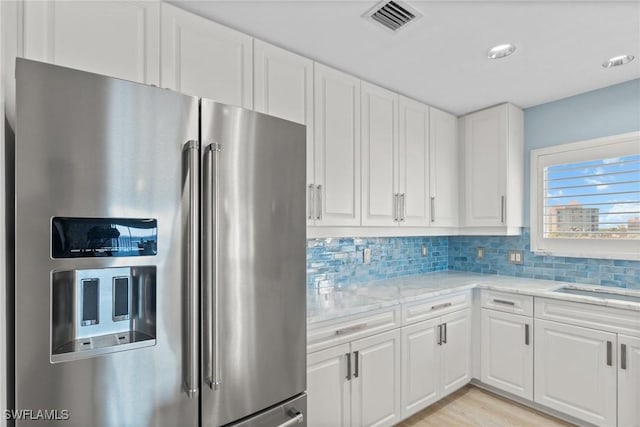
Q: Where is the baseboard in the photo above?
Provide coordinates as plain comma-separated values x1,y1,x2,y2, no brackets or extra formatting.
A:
470,379,596,427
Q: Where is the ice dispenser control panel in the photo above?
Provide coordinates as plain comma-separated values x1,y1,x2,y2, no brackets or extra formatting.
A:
51,266,156,363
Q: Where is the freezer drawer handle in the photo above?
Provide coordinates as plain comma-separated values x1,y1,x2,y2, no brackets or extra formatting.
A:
203,143,222,390
276,409,304,427
335,323,367,336
431,302,452,311
183,140,200,398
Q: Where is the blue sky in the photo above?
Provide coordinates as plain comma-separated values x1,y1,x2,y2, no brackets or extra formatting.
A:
545,154,640,230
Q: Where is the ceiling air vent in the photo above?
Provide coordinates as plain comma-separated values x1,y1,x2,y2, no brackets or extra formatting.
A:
364,0,422,33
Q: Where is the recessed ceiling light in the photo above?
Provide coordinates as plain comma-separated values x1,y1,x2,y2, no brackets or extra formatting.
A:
602,54,635,68
487,44,517,59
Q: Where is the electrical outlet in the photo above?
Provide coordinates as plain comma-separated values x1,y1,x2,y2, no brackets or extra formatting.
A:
421,245,428,257
476,247,485,259
508,250,524,265
363,248,372,264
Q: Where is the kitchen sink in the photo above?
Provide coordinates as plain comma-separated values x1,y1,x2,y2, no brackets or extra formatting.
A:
553,286,640,303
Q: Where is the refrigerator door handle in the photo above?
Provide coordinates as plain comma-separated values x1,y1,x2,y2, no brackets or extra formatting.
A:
183,140,200,398
203,143,222,390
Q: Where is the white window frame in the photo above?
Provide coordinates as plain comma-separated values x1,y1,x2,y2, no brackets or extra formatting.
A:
530,131,640,261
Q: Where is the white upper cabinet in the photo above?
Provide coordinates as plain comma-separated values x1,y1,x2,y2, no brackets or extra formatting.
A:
312,63,361,226
22,1,160,85
253,40,313,126
461,103,523,233
253,41,315,222
398,96,430,227
361,82,398,226
161,3,252,108
429,107,459,227
361,83,430,228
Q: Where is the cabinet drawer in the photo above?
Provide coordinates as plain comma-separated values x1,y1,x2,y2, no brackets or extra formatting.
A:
481,290,533,317
307,305,401,353
535,297,640,338
402,291,470,325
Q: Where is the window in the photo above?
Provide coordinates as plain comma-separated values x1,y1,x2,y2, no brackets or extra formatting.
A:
531,132,640,260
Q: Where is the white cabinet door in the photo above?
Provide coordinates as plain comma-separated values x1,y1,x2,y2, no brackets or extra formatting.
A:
313,63,361,226
398,96,429,227
429,107,458,227
401,318,440,418
619,334,640,427
361,82,397,227
463,105,507,227
534,319,617,427
351,329,401,427
253,41,315,222
23,1,159,84
307,344,351,427
480,309,533,400
440,309,472,396
161,3,252,107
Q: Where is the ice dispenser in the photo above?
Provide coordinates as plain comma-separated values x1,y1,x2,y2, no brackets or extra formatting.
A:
51,266,157,362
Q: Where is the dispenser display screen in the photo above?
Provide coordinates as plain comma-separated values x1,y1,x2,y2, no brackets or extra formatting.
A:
52,218,157,258
113,277,130,321
81,279,99,326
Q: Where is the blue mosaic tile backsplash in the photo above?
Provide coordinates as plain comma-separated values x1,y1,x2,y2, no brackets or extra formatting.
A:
307,237,448,289
307,229,640,290
448,228,640,289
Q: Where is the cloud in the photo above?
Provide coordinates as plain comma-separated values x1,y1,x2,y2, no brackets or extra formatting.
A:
585,178,609,191
599,202,640,228
602,157,621,165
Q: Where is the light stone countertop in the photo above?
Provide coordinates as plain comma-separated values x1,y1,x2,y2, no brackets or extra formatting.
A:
307,271,640,324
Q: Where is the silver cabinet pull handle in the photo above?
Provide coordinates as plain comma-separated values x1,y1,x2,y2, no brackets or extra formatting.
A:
621,344,627,370
393,193,398,222
493,299,515,306
276,409,304,427
400,193,406,222
430,196,435,222
500,195,506,223
353,351,360,378
443,323,447,344
315,185,322,220
308,184,315,220
607,340,613,366
203,143,222,390
525,324,530,346
345,353,352,380
335,323,367,336
437,324,442,345
431,302,452,310
183,140,200,398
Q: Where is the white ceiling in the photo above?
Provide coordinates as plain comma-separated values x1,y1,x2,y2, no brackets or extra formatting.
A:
172,1,640,115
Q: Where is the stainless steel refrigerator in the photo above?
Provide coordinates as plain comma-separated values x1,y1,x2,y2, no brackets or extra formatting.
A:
13,58,306,427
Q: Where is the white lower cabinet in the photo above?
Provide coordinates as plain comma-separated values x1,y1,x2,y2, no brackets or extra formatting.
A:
401,309,471,418
618,334,640,427
307,343,352,427
534,318,617,427
307,330,401,427
480,309,533,400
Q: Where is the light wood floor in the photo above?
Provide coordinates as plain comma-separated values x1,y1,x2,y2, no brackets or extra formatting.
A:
399,386,575,427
